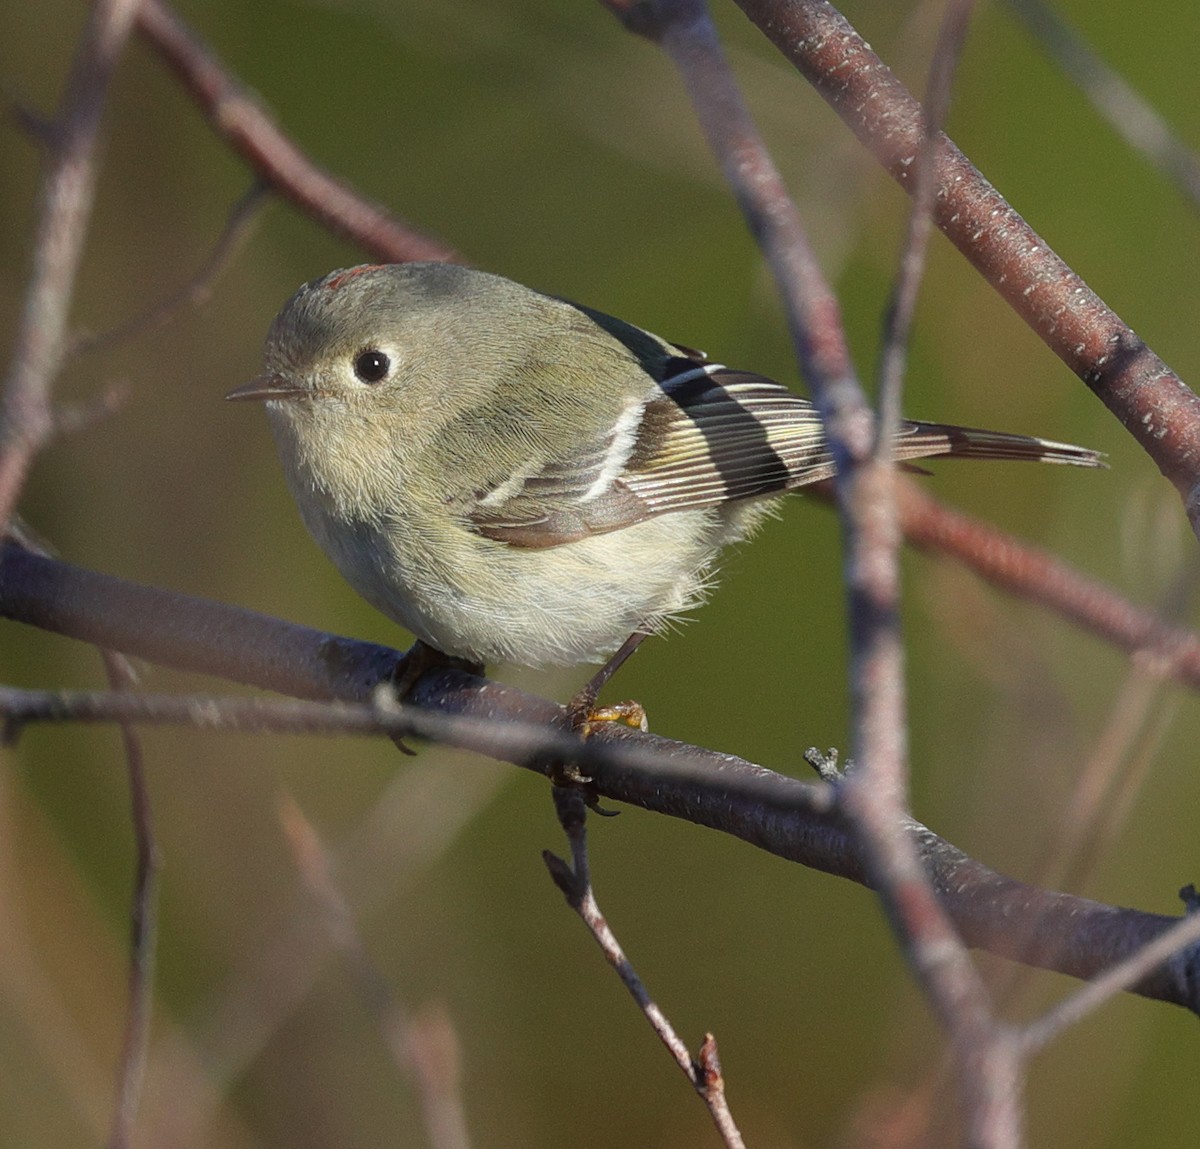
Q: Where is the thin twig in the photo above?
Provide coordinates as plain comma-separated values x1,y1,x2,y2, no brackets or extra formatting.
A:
1034,669,1170,899
71,182,269,358
855,7,1024,1141
544,786,746,1148
875,0,975,447
172,754,505,1140
983,666,1175,1025
1003,0,1200,210
0,0,140,531
134,0,459,265
9,525,163,1149
1019,901,1200,1055
101,650,161,1149
279,795,473,1149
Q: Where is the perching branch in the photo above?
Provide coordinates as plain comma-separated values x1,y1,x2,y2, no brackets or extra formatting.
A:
3,543,1199,1015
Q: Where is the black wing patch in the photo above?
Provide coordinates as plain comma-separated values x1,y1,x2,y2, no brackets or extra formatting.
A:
621,365,833,514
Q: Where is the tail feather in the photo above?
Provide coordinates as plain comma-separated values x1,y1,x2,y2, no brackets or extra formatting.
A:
894,421,1106,469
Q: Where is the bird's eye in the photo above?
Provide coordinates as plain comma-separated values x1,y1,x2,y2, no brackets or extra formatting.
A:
353,349,391,384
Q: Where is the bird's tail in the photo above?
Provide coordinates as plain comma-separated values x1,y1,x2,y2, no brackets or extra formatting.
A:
894,421,1105,469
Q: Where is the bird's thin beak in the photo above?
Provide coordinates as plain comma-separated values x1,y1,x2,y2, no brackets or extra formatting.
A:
225,373,307,402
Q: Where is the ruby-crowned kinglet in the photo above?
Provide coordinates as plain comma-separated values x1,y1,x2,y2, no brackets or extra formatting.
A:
228,263,1102,669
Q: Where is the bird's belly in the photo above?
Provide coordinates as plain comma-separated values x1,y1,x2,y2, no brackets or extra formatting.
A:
310,505,733,668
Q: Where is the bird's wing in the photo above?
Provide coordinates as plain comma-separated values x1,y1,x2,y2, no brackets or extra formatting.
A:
468,359,826,548
467,354,1102,550
619,363,833,514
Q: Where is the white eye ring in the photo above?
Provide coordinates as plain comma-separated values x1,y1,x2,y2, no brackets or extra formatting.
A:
352,348,391,384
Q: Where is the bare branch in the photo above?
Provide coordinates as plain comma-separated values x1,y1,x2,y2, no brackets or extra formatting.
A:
545,787,746,1148
876,0,974,445
1020,900,1200,1055
101,650,160,1149
0,0,140,531
70,182,268,358
3,546,1198,1013
619,7,1008,1140
134,0,460,264
896,479,1200,686
279,796,473,1149
732,0,1200,527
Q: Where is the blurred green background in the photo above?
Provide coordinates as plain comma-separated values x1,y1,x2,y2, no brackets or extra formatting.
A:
2,0,1199,1145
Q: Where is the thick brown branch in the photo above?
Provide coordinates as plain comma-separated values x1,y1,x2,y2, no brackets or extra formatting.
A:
2,543,1198,1013
733,0,1200,507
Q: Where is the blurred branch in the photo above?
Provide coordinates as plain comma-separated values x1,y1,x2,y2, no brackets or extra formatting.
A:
71,181,268,358
896,479,1200,685
100,650,160,1149
545,787,745,1148
3,544,1200,1014
0,0,140,532
1019,901,1200,1055
732,0,1200,534
1003,0,1200,210
875,0,973,439
10,522,163,1149
279,795,473,1149
133,0,460,265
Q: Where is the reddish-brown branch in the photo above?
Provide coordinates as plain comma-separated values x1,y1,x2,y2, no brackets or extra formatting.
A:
896,479,1200,683
732,0,1200,512
134,0,461,265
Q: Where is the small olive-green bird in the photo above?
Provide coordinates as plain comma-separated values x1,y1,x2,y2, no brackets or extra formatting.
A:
228,263,1102,670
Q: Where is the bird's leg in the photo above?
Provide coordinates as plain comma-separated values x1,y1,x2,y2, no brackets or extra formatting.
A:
392,639,483,696
385,639,484,755
565,629,650,735
551,630,649,810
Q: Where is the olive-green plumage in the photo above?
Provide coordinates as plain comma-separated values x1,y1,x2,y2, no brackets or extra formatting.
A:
229,263,1102,668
